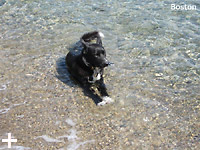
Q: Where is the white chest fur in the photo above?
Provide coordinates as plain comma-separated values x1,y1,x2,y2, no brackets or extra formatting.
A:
94,73,101,81
88,68,101,83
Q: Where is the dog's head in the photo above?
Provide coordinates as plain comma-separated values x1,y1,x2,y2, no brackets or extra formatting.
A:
81,43,110,68
80,31,111,68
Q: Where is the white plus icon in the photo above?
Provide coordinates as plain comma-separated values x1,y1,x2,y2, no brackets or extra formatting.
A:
2,133,17,148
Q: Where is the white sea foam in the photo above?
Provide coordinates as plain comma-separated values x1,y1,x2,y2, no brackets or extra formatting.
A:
0,85,6,91
58,118,95,150
17,115,24,118
66,140,95,150
0,108,10,114
35,118,95,149
0,146,31,150
13,102,27,107
67,129,78,140
0,101,27,114
65,118,76,126
35,135,63,143
55,121,61,125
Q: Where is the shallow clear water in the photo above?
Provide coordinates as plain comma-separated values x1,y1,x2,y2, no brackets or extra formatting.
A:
0,0,199,149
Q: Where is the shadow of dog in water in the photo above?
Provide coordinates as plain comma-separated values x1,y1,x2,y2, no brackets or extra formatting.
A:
56,56,73,87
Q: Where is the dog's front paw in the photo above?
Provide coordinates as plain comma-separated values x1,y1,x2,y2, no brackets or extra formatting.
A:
97,96,114,106
103,96,114,103
97,100,107,106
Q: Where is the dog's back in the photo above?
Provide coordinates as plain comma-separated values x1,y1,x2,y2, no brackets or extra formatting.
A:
66,52,76,70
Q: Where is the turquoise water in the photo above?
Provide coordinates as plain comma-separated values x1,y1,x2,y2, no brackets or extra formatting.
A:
0,0,199,149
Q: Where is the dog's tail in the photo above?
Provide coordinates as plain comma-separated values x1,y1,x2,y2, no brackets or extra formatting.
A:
80,31,104,47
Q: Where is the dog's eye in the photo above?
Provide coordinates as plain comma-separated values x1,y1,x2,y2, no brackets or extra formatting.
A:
95,53,101,57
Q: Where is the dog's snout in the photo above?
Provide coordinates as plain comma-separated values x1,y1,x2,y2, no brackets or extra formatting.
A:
102,59,111,67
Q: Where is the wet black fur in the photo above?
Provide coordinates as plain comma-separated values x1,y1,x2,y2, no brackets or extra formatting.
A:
66,31,111,104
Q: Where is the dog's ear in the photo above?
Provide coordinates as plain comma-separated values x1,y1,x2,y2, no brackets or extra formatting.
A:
96,32,104,46
81,41,88,55
96,36,102,46
80,38,89,49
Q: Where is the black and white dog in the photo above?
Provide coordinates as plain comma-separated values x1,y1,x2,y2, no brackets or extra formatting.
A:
66,31,113,105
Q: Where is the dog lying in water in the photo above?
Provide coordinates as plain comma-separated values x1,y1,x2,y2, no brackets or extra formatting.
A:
66,31,113,105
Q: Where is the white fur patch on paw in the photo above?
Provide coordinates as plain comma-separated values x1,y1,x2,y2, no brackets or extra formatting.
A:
103,96,114,103
97,96,114,106
97,100,107,106
98,32,104,38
